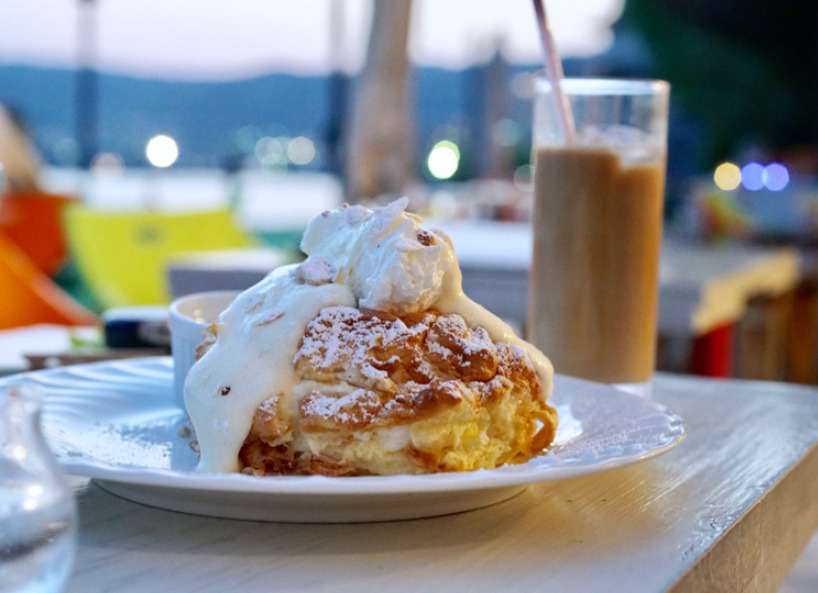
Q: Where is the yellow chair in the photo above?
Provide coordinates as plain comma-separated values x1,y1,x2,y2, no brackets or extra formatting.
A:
63,205,257,308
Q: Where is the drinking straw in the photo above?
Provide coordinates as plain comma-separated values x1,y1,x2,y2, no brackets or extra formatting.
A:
532,0,575,144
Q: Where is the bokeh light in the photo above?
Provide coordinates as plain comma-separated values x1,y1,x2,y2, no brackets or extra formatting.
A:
740,162,765,191
90,152,124,173
427,140,460,180
12,444,26,460
713,162,741,191
762,162,789,191
255,136,286,166
145,134,179,168
513,164,533,191
286,136,316,165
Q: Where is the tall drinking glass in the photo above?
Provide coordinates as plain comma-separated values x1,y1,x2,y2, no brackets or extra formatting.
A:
528,78,670,396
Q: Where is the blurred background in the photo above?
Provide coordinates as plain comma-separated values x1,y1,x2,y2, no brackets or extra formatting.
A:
0,0,816,382
1,0,815,229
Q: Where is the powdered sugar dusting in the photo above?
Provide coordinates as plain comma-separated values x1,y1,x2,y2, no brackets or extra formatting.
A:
293,305,525,398
301,388,381,426
296,256,337,286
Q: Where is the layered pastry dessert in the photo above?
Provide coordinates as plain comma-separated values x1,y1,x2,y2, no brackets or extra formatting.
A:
184,198,558,476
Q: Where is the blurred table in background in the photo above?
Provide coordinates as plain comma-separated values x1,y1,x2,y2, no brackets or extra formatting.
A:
0,325,99,376
168,220,814,383
166,247,290,298
437,221,810,383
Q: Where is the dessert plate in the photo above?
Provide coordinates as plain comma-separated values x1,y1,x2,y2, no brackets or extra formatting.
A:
7,358,686,523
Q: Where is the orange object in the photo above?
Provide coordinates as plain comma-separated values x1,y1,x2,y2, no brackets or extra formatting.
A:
0,190,77,276
0,230,97,330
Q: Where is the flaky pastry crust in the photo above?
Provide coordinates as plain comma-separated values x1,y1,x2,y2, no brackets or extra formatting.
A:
228,306,558,476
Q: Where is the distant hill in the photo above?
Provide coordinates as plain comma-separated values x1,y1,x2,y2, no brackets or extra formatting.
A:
0,62,547,174
0,64,331,167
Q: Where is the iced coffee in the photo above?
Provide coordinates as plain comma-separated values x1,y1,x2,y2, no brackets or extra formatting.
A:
527,78,670,390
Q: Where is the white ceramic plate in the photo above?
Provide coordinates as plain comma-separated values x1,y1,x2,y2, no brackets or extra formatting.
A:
6,358,686,523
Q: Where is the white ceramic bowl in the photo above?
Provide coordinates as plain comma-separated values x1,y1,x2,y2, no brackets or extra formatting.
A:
169,291,240,409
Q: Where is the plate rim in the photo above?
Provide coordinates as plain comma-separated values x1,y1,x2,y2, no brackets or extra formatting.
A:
7,356,687,496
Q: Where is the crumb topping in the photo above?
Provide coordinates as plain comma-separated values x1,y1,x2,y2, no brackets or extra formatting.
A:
416,229,435,246
291,305,541,430
295,256,337,286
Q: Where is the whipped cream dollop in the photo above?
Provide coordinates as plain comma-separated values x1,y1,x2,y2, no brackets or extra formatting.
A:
184,197,553,473
300,198,452,315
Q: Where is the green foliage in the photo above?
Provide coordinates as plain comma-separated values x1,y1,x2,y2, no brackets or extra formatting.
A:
621,1,815,166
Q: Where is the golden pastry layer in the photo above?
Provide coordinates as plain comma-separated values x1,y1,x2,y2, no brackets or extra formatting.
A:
230,305,558,476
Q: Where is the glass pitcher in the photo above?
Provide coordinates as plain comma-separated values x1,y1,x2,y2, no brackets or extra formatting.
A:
0,384,77,593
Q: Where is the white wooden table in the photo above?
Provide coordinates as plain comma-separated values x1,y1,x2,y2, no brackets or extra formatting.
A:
63,374,818,593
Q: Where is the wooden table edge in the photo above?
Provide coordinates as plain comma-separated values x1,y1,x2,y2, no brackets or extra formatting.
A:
669,439,818,592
